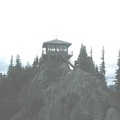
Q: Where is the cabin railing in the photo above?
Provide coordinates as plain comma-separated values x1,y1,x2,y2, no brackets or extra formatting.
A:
42,50,73,56
68,51,73,56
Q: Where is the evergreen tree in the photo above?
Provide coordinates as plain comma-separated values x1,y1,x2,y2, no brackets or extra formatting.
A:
25,62,31,70
0,73,2,80
0,73,4,80
77,45,95,75
24,62,32,81
13,55,23,91
95,65,100,78
31,56,39,77
7,55,14,77
77,44,88,72
33,56,38,68
115,50,120,100
38,57,44,70
90,47,93,58
99,47,106,83
15,55,22,74
88,47,96,75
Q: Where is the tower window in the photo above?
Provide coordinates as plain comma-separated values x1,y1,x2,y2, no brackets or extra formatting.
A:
48,45,51,51
52,45,55,51
64,45,67,52
60,45,64,51
56,45,60,52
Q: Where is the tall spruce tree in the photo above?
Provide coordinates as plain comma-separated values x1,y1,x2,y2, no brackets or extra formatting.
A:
31,56,39,77
7,55,14,77
95,65,100,78
77,44,88,72
77,44,95,75
99,46,106,83
88,47,96,75
24,62,32,81
115,50,120,100
14,55,23,91
15,55,22,74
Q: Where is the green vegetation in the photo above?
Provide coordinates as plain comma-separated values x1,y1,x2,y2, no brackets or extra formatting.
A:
77,44,96,75
115,50,120,101
77,44,106,84
99,47,106,84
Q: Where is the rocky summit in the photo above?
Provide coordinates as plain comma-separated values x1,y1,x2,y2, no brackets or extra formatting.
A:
6,63,120,120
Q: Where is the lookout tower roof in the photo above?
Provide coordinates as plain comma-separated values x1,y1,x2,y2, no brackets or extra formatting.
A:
42,39,72,48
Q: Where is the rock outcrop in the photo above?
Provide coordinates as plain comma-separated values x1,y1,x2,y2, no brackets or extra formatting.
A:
9,63,120,120
104,108,120,120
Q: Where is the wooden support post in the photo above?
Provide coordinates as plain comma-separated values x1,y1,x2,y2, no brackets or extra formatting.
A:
60,55,61,66
56,55,57,67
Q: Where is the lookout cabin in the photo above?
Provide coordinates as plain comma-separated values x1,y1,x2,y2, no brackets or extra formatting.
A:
42,39,74,68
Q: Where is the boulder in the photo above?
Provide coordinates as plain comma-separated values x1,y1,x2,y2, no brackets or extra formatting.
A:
104,108,120,120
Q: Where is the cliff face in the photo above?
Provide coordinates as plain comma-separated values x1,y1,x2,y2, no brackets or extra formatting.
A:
9,63,120,120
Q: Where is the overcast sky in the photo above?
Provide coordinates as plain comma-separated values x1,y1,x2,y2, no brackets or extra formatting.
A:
0,0,120,79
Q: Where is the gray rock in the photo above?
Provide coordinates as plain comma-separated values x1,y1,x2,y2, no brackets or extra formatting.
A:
9,64,120,120
104,108,120,120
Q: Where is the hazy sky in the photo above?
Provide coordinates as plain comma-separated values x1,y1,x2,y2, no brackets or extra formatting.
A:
0,0,120,79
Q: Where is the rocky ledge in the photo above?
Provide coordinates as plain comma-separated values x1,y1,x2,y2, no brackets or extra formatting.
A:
9,63,120,120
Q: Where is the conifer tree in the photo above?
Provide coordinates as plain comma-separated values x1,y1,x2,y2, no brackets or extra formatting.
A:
90,47,92,58
15,55,22,74
99,47,106,83
77,45,95,75
95,65,99,78
88,47,96,75
0,73,3,80
13,55,23,91
24,62,32,80
38,57,44,70
7,55,14,77
77,44,88,72
31,56,39,77
115,50,120,100
33,56,39,68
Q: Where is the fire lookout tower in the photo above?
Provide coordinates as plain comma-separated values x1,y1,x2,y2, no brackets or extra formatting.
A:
42,39,75,68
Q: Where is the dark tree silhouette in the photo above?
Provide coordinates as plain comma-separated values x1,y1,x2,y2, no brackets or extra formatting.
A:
95,65,99,78
115,50,120,101
77,44,88,71
99,46,106,84
77,44,95,75
88,47,96,75
7,55,14,78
